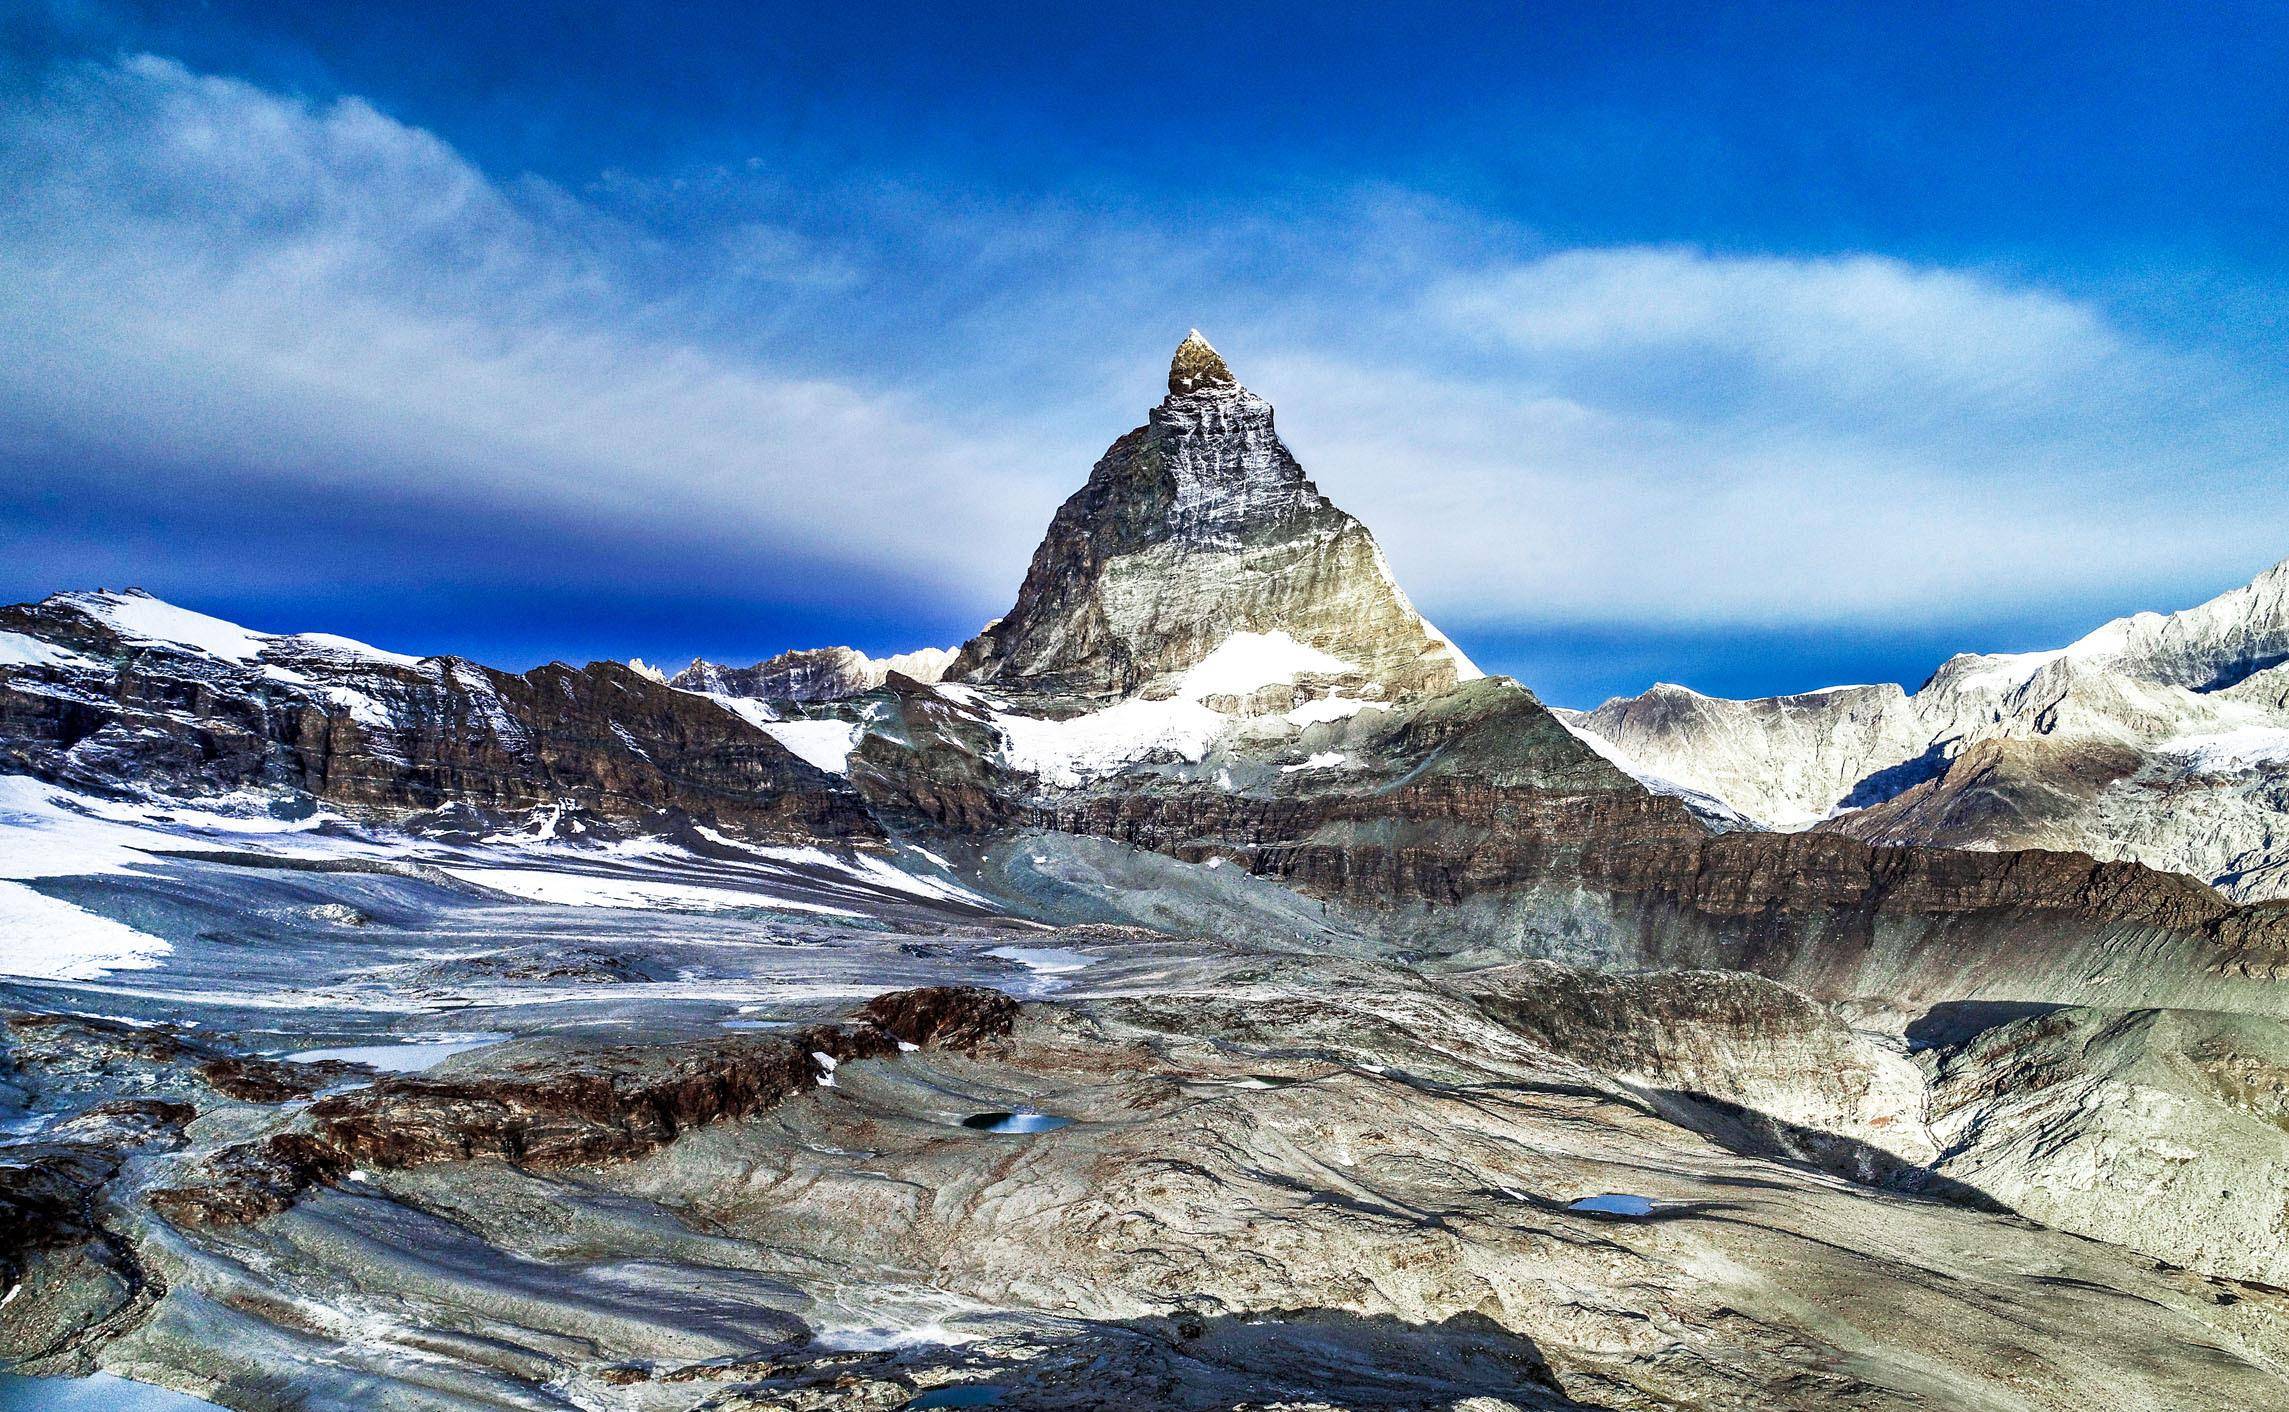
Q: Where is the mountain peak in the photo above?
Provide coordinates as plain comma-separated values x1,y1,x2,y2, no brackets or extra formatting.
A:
1168,329,1237,396
947,329,1478,700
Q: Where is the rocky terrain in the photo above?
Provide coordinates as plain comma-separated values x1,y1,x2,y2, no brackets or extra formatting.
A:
0,589,876,842
1566,560,2289,900
4,333,2288,1408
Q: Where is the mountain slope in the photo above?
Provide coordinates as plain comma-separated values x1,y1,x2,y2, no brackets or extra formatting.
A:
1566,561,2289,900
841,337,2289,1020
6,340,2289,1021
0,589,878,841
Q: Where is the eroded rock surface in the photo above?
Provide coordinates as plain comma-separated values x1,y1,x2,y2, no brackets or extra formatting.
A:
1925,1004,2289,1285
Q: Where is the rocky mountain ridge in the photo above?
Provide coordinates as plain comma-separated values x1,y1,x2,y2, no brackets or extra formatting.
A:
671,643,953,703
8,342,2289,1021
0,588,877,843
9,333,2289,1408
1567,559,2289,900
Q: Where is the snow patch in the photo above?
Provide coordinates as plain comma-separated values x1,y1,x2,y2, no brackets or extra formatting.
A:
0,632,92,669
286,632,424,667
0,881,172,979
1280,751,1346,773
700,691,780,728
442,867,864,917
76,590,264,661
985,945,1095,974
2162,727,2289,774
761,718,863,774
994,696,1226,788
1285,696,1389,727
991,630,1368,788
286,1033,506,1072
1178,630,1355,698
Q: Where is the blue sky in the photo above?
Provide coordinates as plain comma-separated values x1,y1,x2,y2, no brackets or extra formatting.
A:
4,2,2287,705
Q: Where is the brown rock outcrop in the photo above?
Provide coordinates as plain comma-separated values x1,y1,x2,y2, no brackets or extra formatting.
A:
148,987,1011,1227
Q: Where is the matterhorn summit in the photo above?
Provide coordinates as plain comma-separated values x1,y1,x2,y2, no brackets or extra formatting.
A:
947,331,1480,701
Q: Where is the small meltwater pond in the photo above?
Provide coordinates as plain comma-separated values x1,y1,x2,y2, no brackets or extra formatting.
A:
1568,1193,1656,1217
960,1110,1072,1134
283,1032,508,1073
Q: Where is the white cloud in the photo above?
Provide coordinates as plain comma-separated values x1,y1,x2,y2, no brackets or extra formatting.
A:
0,55,1070,606
1265,244,2289,631
1432,246,2121,404
3,56,2287,664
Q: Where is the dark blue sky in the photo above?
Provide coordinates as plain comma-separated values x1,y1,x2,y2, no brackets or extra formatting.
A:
5,2,2287,704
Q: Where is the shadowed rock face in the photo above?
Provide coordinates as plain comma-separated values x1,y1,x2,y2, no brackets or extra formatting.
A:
1461,962,1934,1165
947,332,1477,700
1924,1005,2289,1285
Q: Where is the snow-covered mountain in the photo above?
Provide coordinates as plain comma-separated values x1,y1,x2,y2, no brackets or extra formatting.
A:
671,644,953,703
8,335,2287,1011
1565,559,2289,899
0,587,878,840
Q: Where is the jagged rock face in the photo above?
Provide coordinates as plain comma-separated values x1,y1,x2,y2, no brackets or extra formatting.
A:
947,332,1478,701
2063,557,2289,690
0,590,877,841
674,644,952,703
1568,558,2289,900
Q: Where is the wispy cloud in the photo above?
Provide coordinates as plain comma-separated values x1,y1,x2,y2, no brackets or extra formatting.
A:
1269,241,2289,631
3,53,2286,681
0,55,1073,610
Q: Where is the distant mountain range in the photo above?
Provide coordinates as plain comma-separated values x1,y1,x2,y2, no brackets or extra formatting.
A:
1565,558,2289,899
9,332,2285,1020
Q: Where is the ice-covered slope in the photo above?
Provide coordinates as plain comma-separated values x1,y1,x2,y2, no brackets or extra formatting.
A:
1565,559,2289,899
